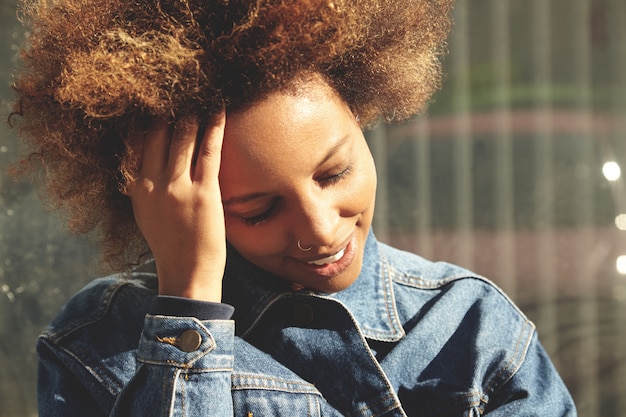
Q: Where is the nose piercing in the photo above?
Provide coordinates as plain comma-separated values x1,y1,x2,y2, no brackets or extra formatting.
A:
297,239,312,251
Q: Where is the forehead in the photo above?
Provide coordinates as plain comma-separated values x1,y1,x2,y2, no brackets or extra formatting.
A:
218,83,355,192
222,81,350,157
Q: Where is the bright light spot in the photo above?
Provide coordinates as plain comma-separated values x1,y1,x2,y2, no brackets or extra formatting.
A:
616,214,626,230
616,256,626,274
603,161,621,181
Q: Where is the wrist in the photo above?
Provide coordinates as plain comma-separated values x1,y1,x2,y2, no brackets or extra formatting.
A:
156,264,224,303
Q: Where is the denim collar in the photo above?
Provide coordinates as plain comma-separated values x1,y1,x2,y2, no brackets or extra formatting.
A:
222,230,405,342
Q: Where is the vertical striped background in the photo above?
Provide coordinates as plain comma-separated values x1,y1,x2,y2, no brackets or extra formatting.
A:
369,1,626,415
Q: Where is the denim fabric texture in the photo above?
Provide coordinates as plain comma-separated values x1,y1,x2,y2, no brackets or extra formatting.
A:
37,232,577,416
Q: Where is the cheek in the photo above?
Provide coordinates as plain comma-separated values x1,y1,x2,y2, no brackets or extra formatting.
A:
225,221,287,258
344,156,377,215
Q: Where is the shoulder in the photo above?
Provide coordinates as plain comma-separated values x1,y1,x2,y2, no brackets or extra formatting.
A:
379,242,488,286
36,267,158,403
379,242,531,335
42,268,158,344
379,241,526,319
379,243,538,406
377,243,543,412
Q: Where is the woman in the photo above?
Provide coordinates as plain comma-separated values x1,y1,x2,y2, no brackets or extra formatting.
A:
12,0,576,415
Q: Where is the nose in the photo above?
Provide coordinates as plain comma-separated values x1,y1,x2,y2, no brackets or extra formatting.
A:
294,195,341,249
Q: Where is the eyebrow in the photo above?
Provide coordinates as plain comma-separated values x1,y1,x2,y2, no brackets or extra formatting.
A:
222,133,352,207
222,192,273,207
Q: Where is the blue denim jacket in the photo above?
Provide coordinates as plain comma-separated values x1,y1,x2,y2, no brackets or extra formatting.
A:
37,232,577,416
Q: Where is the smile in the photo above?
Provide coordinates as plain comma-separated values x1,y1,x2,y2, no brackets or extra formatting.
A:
306,248,346,266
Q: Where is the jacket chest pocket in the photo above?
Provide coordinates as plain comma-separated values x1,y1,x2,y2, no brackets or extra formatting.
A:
232,389,332,417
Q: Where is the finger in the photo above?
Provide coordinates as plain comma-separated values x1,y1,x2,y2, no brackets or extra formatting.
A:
167,116,199,180
194,109,226,184
140,119,171,179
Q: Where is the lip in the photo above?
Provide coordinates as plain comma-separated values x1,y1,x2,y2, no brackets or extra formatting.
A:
296,234,357,278
306,247,347,266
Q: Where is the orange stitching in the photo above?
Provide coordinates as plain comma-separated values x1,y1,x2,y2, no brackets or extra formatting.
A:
156,335,178,346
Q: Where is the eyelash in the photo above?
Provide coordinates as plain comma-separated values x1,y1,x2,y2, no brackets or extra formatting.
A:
319,164,353,185
243,200,278,226
242,164,353,226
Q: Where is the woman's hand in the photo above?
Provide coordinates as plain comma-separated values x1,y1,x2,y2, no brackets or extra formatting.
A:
127,111,227,302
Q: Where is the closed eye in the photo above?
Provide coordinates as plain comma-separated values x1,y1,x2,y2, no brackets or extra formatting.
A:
242,199,280,226
318,164,353,186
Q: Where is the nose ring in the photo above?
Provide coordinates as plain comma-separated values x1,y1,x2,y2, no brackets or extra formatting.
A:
297,239,312,251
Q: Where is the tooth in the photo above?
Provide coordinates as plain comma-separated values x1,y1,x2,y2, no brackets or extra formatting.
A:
307,248,345,266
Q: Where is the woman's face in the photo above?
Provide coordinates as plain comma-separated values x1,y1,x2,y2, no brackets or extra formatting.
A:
219,80,377,293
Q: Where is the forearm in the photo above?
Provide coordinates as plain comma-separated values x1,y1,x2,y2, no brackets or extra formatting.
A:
112,296,236,416
113,316,235,416
38,296,236,417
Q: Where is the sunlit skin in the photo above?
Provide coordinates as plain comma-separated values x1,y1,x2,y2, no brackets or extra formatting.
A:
128,77,376,301
220,81,377,293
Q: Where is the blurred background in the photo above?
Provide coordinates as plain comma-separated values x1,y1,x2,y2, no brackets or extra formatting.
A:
1,0,625,415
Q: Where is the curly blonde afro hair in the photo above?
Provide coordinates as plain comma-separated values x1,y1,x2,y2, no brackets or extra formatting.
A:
11,0,454,268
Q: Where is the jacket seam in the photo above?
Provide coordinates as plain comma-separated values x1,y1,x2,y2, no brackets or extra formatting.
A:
392,272,529,321
345,393,400,417
240,292,291,338
231,375,319,394
484,319,535,399
375,248,406,340
39,337,124,396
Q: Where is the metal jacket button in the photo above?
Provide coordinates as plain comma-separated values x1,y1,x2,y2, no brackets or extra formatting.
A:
293,303,314,326
179,329,202,352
